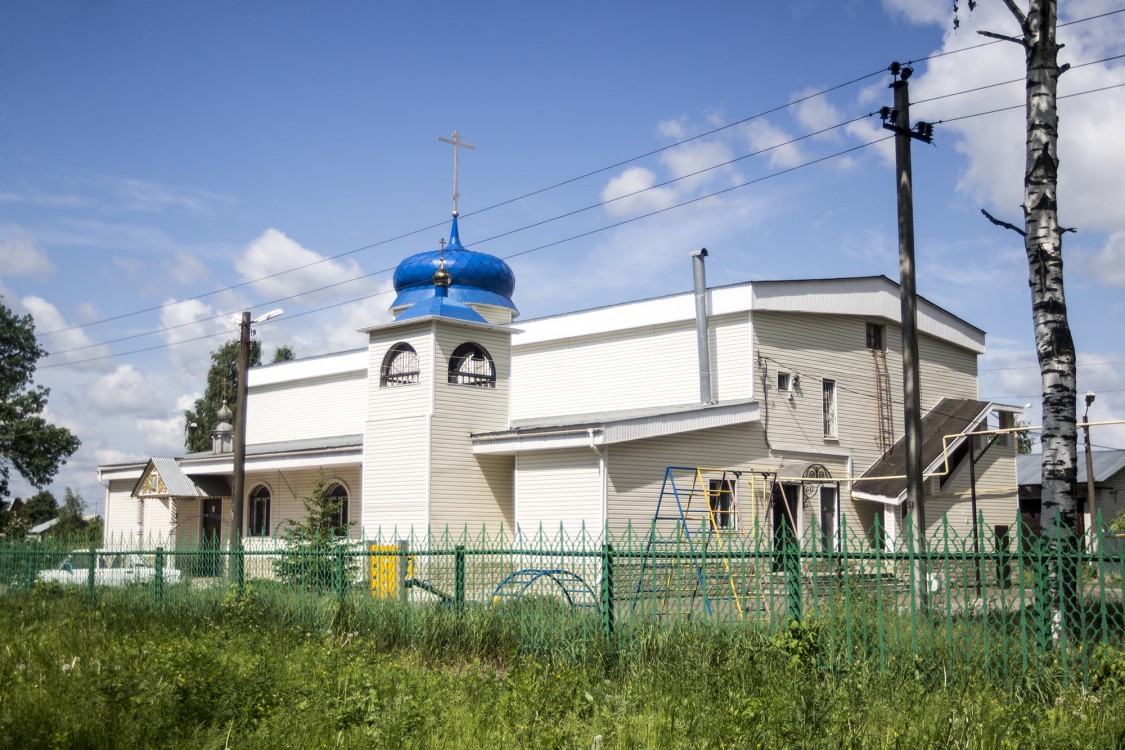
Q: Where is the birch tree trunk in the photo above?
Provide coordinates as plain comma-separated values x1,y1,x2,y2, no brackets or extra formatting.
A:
1003,0,1079,628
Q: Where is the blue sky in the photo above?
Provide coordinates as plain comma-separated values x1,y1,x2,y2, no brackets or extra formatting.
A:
2,1,1124,512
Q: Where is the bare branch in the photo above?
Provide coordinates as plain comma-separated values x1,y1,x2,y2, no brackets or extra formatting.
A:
981,208,1026,237
1001,0,1028,28
1060,226,1077,235
978,29,1026,46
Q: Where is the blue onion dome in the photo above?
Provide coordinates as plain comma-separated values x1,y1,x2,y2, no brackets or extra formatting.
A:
391,216,518,316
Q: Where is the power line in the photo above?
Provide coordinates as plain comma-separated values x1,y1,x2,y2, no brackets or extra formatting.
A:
39,76,1125,369
41,11,1121,342
43,135,892,368
35,70,889,341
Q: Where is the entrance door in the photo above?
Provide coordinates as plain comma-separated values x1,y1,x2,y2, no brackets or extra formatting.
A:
771,483,799,570
200,497,223,578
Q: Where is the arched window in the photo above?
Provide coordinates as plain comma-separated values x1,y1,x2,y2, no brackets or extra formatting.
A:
381,343,419,387
448,342,496,388
247,484,271,537
326,483,349,537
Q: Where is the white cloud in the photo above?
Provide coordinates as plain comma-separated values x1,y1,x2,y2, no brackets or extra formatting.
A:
106,176,235,214
879,0,948,27
894,2,1125,233
1074,231,1125,289
159,296,242,387
85,365,164,415
21,295,112,369
0,227,54,279
740,120,805,170
136,414,189,455
791,87,845,136
168,251,211,285
600,167,677,218
235,228,368,303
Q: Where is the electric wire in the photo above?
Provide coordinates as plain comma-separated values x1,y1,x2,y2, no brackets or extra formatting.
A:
38,9,1123,340
41,71,1125,366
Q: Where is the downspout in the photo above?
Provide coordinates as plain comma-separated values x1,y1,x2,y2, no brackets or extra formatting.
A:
690,248,712,404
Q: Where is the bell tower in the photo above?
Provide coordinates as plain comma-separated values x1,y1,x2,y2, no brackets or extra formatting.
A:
361,214,516,536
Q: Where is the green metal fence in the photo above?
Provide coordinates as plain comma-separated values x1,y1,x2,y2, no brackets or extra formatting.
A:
3,511,1123,683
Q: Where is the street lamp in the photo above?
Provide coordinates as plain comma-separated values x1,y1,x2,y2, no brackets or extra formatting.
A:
230,309,283,582
1083,391,1096,538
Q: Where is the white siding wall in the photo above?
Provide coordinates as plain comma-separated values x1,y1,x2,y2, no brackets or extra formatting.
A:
511,314,751,420
515,449,603,538
927,439,1019,540
104,478,142,543
752,311,979,484
364,325,435,534
240,465,362,541
430,325,514,532
605,423,776,534
246,371,366,445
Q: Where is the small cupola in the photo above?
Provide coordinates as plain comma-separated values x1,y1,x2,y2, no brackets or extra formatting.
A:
211,400,234,454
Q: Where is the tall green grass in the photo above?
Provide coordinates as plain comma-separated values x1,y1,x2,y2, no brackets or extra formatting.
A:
4,584,1125,748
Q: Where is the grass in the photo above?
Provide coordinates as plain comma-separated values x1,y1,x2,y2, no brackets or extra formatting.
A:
3,584,1125,748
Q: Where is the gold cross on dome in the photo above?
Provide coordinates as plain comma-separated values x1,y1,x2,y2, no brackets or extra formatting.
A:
437,130,475,216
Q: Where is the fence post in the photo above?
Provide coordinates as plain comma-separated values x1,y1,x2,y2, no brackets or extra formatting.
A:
600,543,615,643
335,546,347,602
87,545,97,602
397,539,410,606
454,545,466,611
1032,533,1053,652
785,532,802,621
154,546,164,605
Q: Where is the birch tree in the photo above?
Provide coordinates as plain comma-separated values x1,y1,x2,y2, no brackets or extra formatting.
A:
967,0,1078,618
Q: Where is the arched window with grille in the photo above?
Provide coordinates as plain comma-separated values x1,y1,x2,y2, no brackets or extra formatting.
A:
447,342,496,388
247,484,271,537
325,482,350,537
380,343,419,387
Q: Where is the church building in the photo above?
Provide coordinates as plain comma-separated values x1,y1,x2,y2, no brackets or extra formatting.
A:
98,211,1021,551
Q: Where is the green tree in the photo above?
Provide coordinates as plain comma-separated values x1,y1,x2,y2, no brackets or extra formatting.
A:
0,300,81,501
21,489,58,526
52,487,88,537
272,345,296,363
182,339,262,453
274,472,356,590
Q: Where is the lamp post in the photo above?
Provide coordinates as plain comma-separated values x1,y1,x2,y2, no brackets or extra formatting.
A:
230,309,283,582
1083,391,1096,540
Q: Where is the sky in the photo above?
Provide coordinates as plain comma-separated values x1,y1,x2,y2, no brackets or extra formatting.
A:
2,1,1124,514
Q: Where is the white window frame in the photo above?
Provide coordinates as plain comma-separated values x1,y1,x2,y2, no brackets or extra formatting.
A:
777,371,792,392
822,379,838,438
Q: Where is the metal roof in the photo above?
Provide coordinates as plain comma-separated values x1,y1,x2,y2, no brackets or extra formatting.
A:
1017,449,1125,486
181,434,363,461
472,400,760,454
852,398,993,503
132,456,229,498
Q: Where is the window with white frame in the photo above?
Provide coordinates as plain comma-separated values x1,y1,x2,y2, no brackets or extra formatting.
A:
325,483,349,537
381,343,419,387
777,371,792,392
448,342,496,388
247,484,271,537
822,379,838,438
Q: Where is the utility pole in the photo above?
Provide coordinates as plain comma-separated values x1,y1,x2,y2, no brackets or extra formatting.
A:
229,308,283,582
1083,391,1096,542
229,311,251,580
881,62,934,606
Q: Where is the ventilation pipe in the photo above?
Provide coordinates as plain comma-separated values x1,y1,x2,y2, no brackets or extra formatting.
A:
690,248,713,404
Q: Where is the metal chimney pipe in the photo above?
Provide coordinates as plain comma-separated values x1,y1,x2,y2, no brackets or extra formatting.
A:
690,248,712,404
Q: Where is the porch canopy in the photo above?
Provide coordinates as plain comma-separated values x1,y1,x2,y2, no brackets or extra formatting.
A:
852,398,992,506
